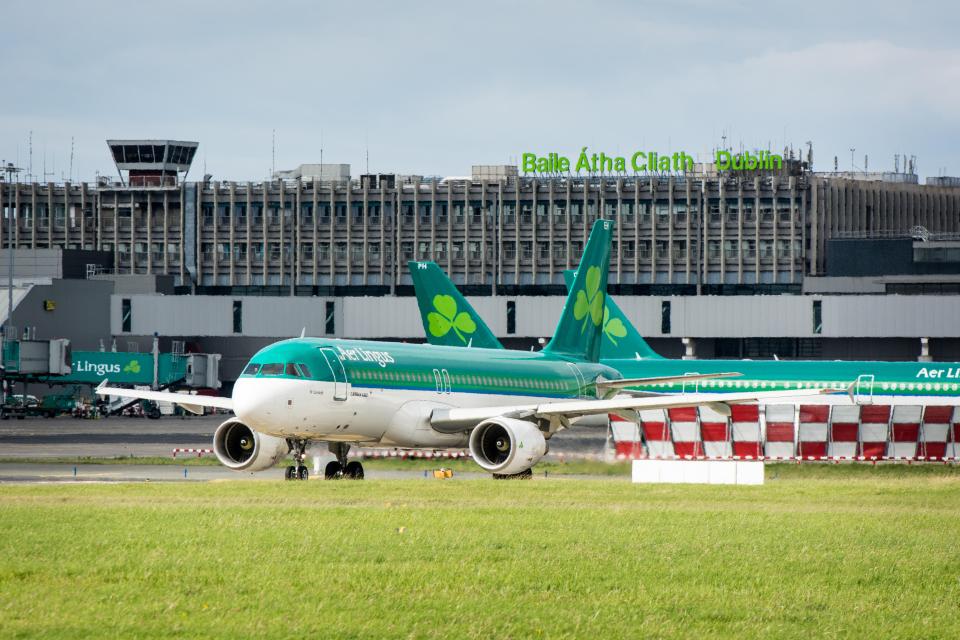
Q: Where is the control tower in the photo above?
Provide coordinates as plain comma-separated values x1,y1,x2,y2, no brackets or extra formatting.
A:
107,139,198,187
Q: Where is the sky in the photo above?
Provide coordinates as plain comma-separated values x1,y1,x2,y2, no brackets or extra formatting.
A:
1,0,958,182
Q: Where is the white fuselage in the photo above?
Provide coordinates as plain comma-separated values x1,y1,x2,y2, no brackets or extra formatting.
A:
231,377,557,449
231,375,956,451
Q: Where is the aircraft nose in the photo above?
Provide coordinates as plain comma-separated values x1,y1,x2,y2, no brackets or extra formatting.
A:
232,378,272,426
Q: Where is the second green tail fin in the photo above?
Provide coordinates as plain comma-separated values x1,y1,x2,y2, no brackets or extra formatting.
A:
563,270,664,360
543,219,613,362
408,261,504,349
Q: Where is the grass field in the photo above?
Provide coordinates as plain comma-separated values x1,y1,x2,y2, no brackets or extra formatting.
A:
0,455,633,475
1,465,959,639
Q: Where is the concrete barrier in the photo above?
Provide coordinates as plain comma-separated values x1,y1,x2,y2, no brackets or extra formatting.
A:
631,459,764,485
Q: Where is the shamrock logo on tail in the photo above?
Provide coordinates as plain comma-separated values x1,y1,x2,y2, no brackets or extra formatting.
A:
573,266,605,333
427,294,477,344
602,307,628,345
123,360,141,374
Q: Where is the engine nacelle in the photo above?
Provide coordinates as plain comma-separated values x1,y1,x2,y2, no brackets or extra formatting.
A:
213,418,289,472
468,417,547,475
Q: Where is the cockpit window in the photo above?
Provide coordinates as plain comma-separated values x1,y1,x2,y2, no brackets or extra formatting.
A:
260,363,283,375
296,363,312,378
242,363,260,376
285,363,300,377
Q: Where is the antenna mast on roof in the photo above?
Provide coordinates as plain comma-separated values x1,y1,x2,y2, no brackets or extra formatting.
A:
271,129,276,180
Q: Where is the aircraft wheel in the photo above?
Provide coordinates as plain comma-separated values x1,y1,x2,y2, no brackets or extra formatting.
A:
297,465,310,481
345,460,365,480
324,460,343,480
284,465,297,481
492,469,533,480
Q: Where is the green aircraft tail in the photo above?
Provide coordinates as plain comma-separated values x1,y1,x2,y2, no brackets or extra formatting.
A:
408,261,504,349
543,219,613,363
562,270,664,360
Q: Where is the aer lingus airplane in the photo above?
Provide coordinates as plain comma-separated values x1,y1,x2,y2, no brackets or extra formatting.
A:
98,221,830,480
409,261,960,407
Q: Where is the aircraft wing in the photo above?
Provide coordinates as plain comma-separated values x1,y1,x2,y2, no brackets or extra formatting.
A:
95,382,233,415
430,387,836,433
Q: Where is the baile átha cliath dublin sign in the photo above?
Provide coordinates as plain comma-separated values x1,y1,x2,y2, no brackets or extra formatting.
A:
521,147,784,175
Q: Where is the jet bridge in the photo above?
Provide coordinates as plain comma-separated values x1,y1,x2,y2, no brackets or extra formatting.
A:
1,336,220,390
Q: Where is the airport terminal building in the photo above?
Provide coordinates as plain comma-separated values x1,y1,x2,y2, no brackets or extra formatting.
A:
2,140,960,381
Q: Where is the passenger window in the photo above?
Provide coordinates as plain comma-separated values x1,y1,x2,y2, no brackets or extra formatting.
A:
260,363,283,375
285,363,300,377
242,363,260,376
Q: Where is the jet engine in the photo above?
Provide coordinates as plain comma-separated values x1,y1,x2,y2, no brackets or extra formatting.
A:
213,418,289,472
468,417,547,476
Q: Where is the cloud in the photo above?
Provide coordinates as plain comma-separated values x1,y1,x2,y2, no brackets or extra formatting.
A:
1,3,959,178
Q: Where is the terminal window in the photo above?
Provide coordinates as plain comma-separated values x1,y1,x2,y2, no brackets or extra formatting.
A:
661,300,671,334
121,298,132,332
232,301,242,334
325,301,335,335
506,300,516,335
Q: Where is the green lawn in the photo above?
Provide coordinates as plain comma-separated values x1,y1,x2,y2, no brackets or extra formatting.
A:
0,455,633,475
1,466,958,639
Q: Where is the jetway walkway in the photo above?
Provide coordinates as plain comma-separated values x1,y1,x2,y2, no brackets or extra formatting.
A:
2,337,221,390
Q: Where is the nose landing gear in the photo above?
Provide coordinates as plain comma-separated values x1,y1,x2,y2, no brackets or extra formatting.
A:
323,443,365,480
284,439,310,481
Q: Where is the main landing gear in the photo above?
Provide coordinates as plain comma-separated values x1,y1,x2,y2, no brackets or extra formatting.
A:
323,443,365,480
492,469,534,480
284,439,310,481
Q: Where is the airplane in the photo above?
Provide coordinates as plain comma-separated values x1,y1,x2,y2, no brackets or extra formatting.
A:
97,220,832,481
408,261,960,407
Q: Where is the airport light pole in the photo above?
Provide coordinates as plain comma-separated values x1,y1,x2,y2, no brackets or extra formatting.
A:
1,162,21,334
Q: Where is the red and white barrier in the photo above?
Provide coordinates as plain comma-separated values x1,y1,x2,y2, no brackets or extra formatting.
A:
669,407,702,458
608,401,960,465
889,405,922,459
827,405,860,459
356,449,470,460
731,404,762,459
700,405,732,458
609,413,643,458
764,404,796,459
798,405,829,460
640,409,673,459
919,406,952,460
859,405,891,460
172,448,214,458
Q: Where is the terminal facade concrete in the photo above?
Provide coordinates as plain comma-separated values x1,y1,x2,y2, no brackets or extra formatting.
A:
2,170,960,383
2,173,958,292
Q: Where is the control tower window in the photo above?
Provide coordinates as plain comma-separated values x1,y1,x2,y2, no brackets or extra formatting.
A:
123,145,140,162
139,146,155,162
